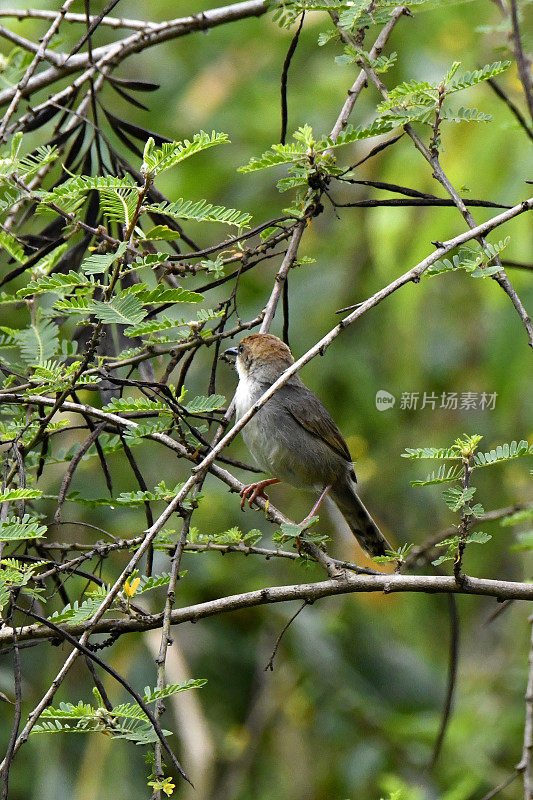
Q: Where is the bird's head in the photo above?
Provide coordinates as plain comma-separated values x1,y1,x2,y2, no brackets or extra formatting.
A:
224,334,294,383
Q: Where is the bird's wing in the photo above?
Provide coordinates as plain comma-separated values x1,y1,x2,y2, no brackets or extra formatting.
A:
280,384,353,463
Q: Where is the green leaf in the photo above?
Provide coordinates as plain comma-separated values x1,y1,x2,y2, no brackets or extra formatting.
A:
442,486,476,512
15,320,59,365
183,394,226,413
410,465,464,487
0,514,47,542
474,440,533,468
238,147,305,174
0,231,25,262
141,131,229,176
18,144,58,178
102,396,167,414
278,516,320,539
189,526,262,545
510,532,533,551
0,558,47,610
373,543,413,564
123,314,197,338
28,360,81,392
466,503,485,518
49,586,107,624
0,488,43,501
432,552,455,566
91,295,147,326
426,239,510,279
35,174,136,205
135,573,173,593
448,61,511,93
337,0,369,29
441,107,492,123
140,225,179,241
501,507,533,527
335,47,397,74
318,118,397,150
144,199,252,228
17,271,91,297
47,595,107,625
39,701,96,720
143,679,207,703
466,531,491,544
52,297,92,316
81,242,128,274
402,447,461,460
135,286,203,305
99,187,139,226
10,132,22,161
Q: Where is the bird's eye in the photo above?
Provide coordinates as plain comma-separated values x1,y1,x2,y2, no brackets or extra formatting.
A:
238,345,244,354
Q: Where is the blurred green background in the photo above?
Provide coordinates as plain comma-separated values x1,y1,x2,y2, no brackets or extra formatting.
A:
0,0,532,797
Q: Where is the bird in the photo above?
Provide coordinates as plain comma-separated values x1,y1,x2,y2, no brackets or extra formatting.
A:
224,333,392,557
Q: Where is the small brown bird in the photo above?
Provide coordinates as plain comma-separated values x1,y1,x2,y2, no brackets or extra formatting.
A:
224,333,392,557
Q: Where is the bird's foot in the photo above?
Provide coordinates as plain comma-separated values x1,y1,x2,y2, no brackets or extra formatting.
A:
239,478,280,511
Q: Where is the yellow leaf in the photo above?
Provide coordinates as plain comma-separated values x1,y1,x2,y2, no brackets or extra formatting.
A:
124,576,141,597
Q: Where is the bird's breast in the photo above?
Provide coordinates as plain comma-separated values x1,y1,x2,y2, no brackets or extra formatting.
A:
234,374,257,419
235,375,280,474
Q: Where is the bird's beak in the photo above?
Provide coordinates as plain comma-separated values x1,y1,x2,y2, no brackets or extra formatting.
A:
221,346,238,362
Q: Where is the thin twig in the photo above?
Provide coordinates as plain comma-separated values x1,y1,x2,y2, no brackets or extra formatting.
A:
264,601,308,671
0,0,77,141
280,13,305,145
153,514,192,787
0,8,154,30
488,78,533,141
509,0,533,122
0,608,22,800
478,770,521,800
429,594,459,768
518,618,533,798
54,423,106,524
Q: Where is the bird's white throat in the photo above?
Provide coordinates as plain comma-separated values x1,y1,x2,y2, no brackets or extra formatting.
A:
234,365,256,420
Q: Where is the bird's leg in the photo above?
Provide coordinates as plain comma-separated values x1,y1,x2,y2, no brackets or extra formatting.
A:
295,485,332,552
239,478,280,511
300,485,332,526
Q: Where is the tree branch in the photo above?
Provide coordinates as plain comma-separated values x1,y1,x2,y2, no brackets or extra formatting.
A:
2,572,533,647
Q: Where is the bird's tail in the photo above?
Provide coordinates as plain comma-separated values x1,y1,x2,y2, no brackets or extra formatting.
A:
330,479,392,557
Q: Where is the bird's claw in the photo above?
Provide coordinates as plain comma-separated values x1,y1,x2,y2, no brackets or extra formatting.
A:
239,483,270,511
239,478,280,511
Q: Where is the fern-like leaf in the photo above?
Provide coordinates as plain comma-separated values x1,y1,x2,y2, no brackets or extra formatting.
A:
81,243,128,274
15,320,59,365
0,514,47,541
144,199,251,227
402,447,461,459
141,131,229,176
183,394,226,413
0,231,25,262
448,61,511,93
474,440,533,468
91,295,147,326
18,271,91,298
410,464,464,486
